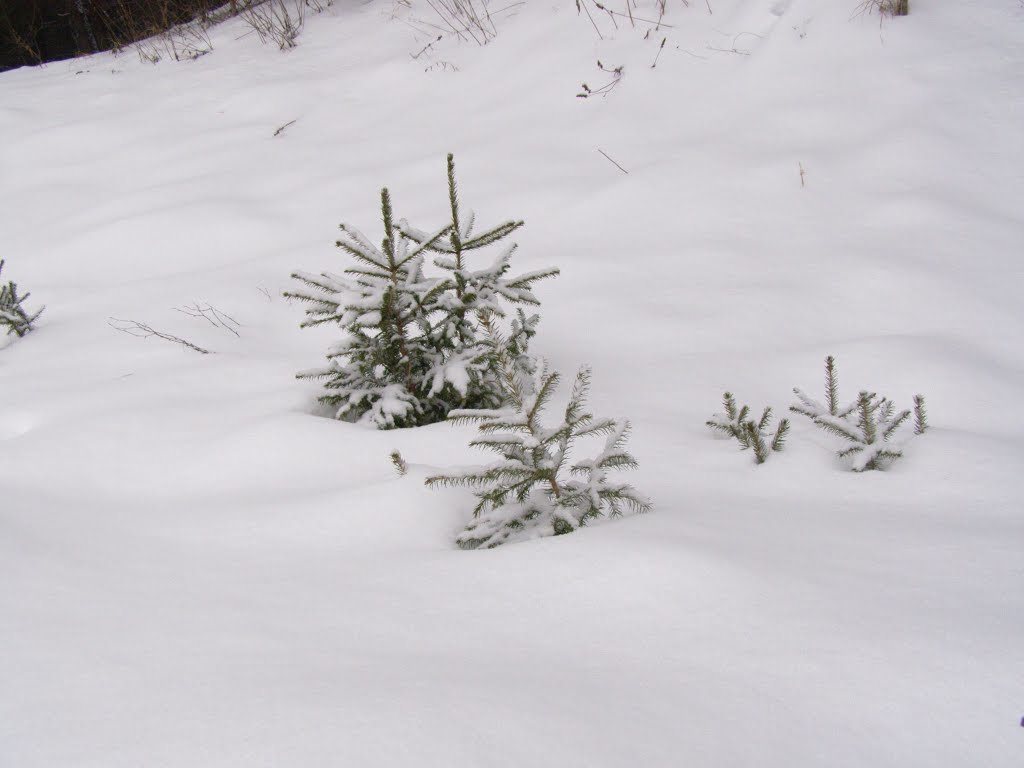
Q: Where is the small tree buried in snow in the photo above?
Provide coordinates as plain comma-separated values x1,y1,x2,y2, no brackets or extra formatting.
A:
286,155,557,428
790,355,926,471
0,259,44,338
706,392,789,465
426,364,651,549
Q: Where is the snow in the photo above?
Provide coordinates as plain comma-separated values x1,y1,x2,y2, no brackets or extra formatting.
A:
2,1,1023,765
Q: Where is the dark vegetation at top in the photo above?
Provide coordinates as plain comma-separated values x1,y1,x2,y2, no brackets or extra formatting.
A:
0,0,238,70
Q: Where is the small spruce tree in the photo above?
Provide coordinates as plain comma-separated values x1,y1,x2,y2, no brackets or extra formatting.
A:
0,259,44,338
706,392,789,464
791,356,922,471
426,363,650,549
287,155,557,428
286,187,456,427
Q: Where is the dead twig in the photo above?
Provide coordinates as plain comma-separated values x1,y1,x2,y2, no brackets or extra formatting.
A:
173,302,241,336
597,148,629,175
593,1,673,27
108,318,211,354
411,34,442,59
577,60,623,98
423,0,497,45
273,119,297,136
651,36,666,68
575,0,604,39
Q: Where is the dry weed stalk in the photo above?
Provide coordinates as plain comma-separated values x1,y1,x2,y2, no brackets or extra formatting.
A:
108,318,211,354
174,302,241,336
577,60,623,98
854,0,908,19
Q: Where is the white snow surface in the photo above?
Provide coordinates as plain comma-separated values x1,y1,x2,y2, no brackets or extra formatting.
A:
2,1,1023,765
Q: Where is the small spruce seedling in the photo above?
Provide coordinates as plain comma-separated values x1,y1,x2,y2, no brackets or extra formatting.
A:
426,363,650,549
0,259,44,338
707,392,789,464
791,356,925,471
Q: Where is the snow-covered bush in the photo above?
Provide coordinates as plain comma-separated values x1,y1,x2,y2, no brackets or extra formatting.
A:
790,356,925,471
707,392,789,465
286,154,557,429
426,363,650,549
0,259,43,338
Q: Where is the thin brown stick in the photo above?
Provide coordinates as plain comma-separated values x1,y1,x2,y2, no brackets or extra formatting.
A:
651,36,666,68
273,119,297,136
174,302,241,336
108,318,211,354
597,148,629,175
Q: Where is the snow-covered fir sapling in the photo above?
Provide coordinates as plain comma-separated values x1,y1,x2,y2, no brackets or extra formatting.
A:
287,155,558,428
706,392,789,464
0,259,44,338
790,356,925,471
425,363,651,549
287,187,455,428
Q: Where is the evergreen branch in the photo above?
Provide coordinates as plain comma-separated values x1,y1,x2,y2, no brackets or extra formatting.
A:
745,422,769,464
447,153,460,252
913,394,928,434
572,417,618,439
460,220,525,250
287,271,346,293
857,392,878,444
298,313,347,328
399,224,454,266
811,414,862,443
564,366,593,426
878,398,895,424
504,267,562,290
343,267,393,282
882,409,911,440
723,392,737,421
825,354,839,415
736,405,750,425
770,418,790,452
790,387,828,420
528,369,560,429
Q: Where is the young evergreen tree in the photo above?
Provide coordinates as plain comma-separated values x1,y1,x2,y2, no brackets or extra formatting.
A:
707,392,789,464
286,188,457,428
791,356,920,471
0,259,43,338
287,156,558,428
426,363,650,549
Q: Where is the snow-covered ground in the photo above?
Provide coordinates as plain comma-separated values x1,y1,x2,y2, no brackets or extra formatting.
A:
2,1,1023,765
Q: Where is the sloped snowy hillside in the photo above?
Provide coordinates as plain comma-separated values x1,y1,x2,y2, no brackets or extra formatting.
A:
2,1,1022,766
